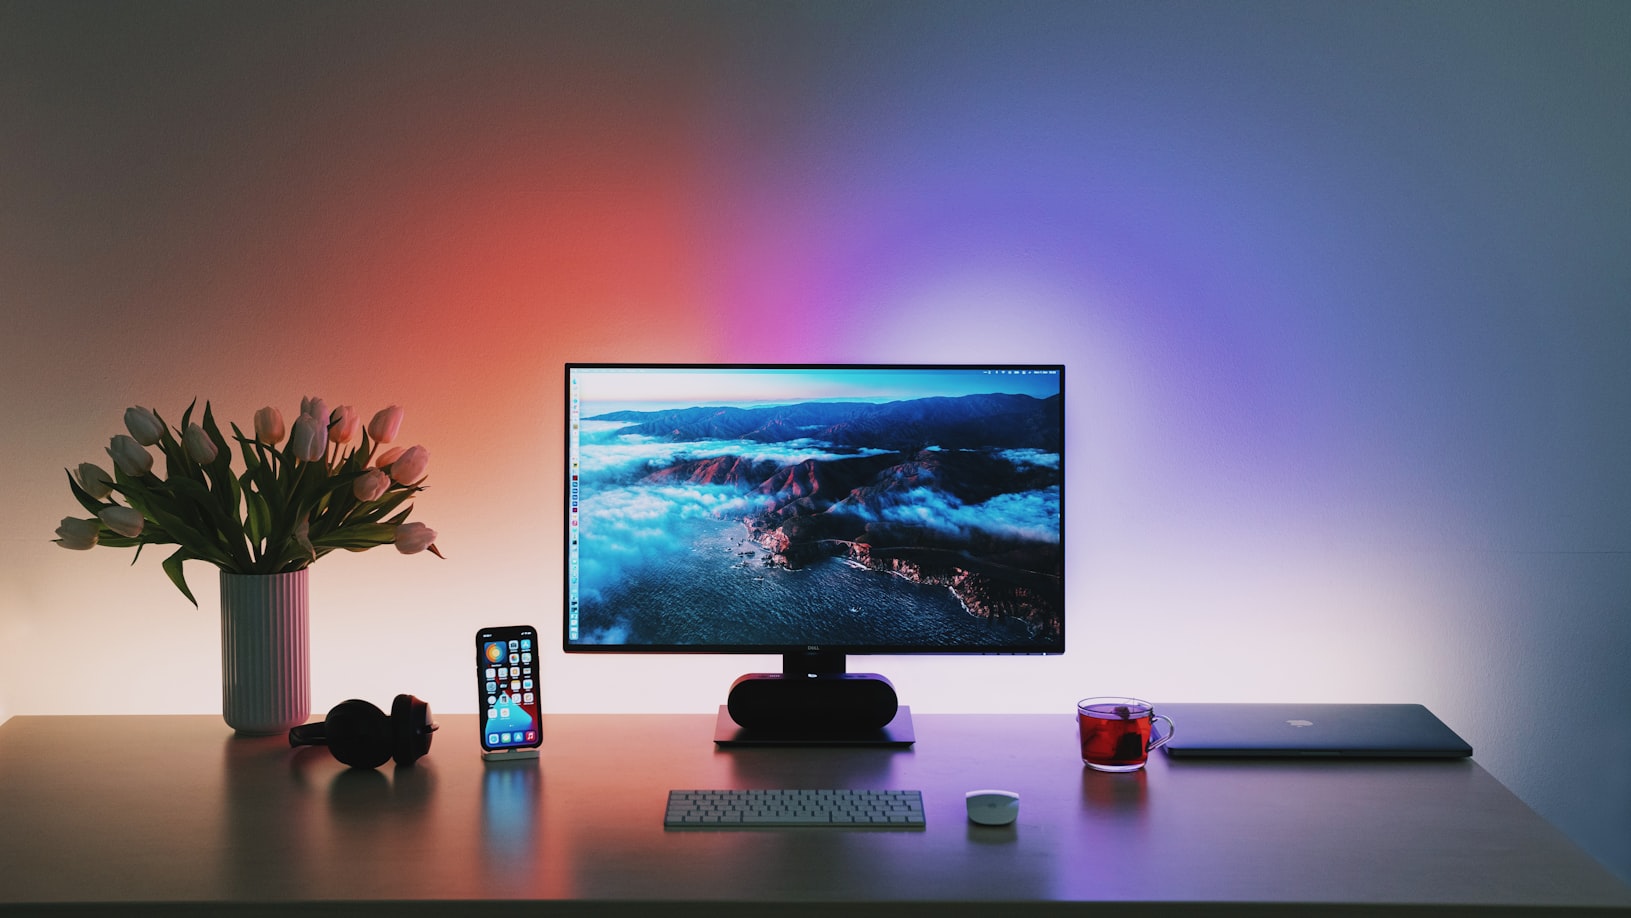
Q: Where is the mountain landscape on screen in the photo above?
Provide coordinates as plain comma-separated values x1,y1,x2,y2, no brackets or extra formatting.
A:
574,392,1063,650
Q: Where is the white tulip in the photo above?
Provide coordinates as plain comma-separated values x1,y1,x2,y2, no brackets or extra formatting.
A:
123,406,165,446
106,435,154,477
76,462,115,500
301,396,330,428
183,423,218,464
288,414,327,462
55,517,99,550
98,506,145,538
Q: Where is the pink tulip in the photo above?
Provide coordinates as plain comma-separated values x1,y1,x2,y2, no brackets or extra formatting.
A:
393,521,438,555
328,405,360,445
353,468,390,502
123,406,164,446
254,406,286,445
106,435,154,477
388,445,429,484
98,506,145,538
288,414,327,462
54,517,99,550
374,446,405,469
367,405,404,444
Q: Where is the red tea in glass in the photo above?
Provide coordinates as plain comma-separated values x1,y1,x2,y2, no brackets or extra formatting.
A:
1077,697,1174,772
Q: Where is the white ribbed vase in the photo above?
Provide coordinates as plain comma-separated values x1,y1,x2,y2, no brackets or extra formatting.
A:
220,568,310,735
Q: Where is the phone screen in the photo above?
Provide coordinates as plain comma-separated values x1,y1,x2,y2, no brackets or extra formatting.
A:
476,625,542,752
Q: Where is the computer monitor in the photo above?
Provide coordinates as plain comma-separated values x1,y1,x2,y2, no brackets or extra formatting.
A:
565,364,1064,741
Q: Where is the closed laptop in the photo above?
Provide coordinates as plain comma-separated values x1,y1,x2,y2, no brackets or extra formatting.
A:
1158,703,1473,759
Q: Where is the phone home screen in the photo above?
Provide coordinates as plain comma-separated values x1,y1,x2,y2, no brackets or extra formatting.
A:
477,627,541,751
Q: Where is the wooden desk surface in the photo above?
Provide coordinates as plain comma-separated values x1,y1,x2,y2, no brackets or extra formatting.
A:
1,713,1627,916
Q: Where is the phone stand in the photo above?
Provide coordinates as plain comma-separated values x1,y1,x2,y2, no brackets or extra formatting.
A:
481,747,540,763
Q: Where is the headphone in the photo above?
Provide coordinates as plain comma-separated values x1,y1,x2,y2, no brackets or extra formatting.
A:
288,694,438,769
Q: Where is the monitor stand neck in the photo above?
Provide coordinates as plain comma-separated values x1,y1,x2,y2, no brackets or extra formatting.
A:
782,650,847,677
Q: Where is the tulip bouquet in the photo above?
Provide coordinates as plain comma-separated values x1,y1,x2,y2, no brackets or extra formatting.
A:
54,398,442,605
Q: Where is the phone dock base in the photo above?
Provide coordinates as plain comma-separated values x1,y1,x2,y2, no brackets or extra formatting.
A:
482,747,540,763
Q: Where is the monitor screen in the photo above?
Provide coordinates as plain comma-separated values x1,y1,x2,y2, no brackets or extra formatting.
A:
565,364,1064,660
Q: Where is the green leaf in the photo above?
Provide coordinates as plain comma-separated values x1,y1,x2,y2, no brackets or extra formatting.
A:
149,406,191,481
149,511,231,567
349,487,417,526
113,476,233,568
245,487,271,554
310,523,398,549
203,403,233,461
163,475,251,570
161,547,199,607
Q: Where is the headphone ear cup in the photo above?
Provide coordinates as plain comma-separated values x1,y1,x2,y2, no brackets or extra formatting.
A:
323,699,393,769
390,693,434,766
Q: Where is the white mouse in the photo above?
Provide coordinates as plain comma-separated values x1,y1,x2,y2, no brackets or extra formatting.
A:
965,789,1020,826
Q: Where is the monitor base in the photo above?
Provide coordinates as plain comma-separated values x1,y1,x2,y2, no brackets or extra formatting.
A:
713,705,915,747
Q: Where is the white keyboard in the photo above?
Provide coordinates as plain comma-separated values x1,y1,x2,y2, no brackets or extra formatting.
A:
664,789,926,827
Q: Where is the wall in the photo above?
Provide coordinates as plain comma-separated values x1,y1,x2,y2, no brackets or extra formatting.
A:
2,0,1627,882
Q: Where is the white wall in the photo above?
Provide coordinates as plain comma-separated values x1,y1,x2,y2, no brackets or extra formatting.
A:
2,0,1627,882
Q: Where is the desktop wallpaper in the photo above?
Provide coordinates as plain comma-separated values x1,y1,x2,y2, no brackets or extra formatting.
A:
567,366,1063,650
2,0,1627,880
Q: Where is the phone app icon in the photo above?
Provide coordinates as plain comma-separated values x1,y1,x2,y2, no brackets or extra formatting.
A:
508,640,519,652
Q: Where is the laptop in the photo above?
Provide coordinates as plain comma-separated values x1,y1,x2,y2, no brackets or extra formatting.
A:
1158,703,1473,759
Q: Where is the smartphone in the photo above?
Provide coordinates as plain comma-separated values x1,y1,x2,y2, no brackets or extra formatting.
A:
476,625,542,753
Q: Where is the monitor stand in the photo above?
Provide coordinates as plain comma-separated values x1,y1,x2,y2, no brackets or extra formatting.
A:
713,704,915,747
714,651,916,747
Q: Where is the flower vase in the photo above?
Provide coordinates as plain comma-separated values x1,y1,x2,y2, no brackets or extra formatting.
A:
219,568,310,735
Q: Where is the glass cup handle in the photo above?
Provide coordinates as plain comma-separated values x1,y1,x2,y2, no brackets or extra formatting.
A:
1148,713,1175,752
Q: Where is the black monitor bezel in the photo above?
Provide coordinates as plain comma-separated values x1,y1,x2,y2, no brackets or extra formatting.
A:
563,361,1066,659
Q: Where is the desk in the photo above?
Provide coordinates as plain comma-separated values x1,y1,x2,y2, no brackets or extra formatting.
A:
1,713,1627,916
